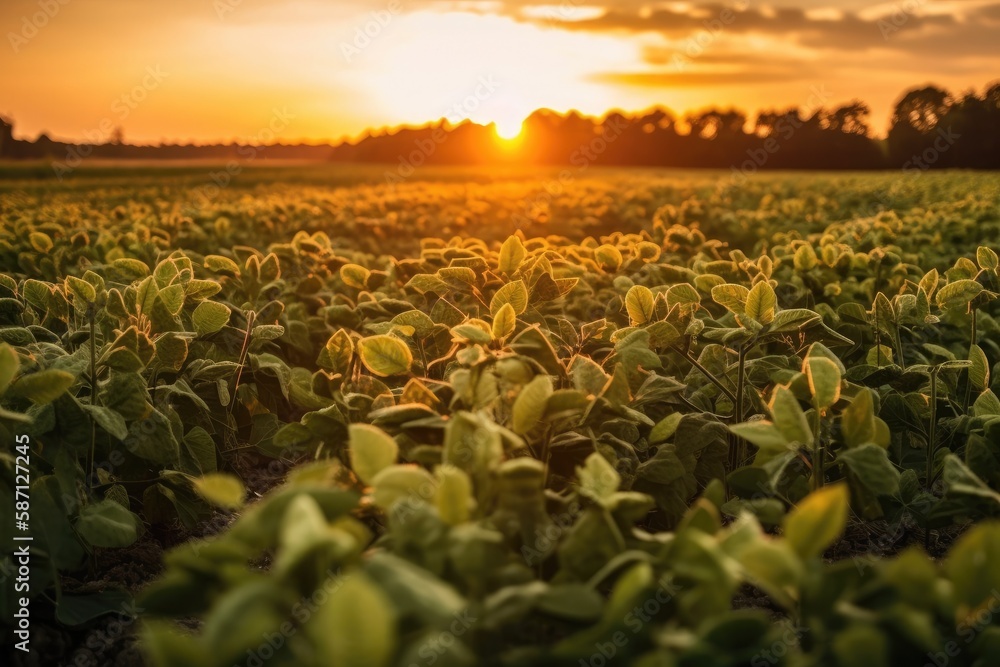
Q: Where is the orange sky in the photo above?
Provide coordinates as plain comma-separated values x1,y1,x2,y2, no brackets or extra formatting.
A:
2,0,998,144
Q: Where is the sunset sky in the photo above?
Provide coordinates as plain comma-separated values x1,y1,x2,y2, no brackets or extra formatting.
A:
2,0,998,144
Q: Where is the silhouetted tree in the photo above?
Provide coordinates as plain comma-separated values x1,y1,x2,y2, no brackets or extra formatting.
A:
5,79,1000,170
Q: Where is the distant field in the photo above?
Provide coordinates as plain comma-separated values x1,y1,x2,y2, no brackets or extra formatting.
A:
3,166,1000,666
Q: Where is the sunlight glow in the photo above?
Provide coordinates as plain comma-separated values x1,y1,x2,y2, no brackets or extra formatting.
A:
493,117,524,140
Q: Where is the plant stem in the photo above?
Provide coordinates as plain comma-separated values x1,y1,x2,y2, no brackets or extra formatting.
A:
671,345,738,405
812,410,823,491
735,344,749,466
927,367,939,488
417,338,429,377
225,310,256,450
88,304,98,492
963,310,977,413
894,327,906,371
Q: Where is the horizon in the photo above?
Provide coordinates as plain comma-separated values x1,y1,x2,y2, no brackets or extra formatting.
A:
4,78,994,149
3,0,999,145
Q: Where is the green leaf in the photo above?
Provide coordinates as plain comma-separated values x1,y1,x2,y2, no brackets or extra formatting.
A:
310,572,397,667
805,356,841,410
769,385,813,446
273,495,332,576
125,408,180,464
728,421,788,449
666,283,701,309
181,426,217,475
936,279,983,311
439,266,476,287
577,452,620,503
192,473,245,510
364,552,467,625
29,231,53,253
973,390,1000,417
729,421,794,464
204,254,241,275
649,412,682,444
157,283,186,317
200,581,286,662
783,484,849,559
154,333,188,372
768,308,820,333
81,404,128,440
625,285,655,326
391,310,436,339
645,320,682,349
102,347,145,373
22,279,52,311
711,283,750,315
942,454,1000,505
192,301,231,335
318,329,354,372
251,324,284,341
435,465,474,525
595,244,623,271
492,303,517,340
745,281,776,325
349,424,399,485
794,244,818,271
945,522,1000,626
341,263,371,289
498,235,526,275
451,321,493,344
371,465,436,511
511,374,553,435
806,342,847,373
0,342,19,395
838,444,900,496
490,280,529,316
919,269,939,299
65,275,97,304
11,369,76,404
978,246,999,271
832,623,889,666
841,388,877,447
111,258,151,281
738,539,803,610
357,335,413,377
969,344,990,393
75,500,139,548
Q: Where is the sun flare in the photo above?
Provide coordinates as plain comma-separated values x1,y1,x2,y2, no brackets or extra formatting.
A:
493,117,525,141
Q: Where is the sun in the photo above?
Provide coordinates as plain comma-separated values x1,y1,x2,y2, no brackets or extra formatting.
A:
493,116,525,141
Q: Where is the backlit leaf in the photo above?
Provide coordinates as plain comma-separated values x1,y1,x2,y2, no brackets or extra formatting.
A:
625,285,655,326
490,280,529,316
357,335,413,377
192,301,231,335
745,280,777,325
783,484,849,559
192,473,246,510
311,573,397,667
511,374,553,435
498,235,526,275
349,424,399,485
711,284,750,316
805,357,841,410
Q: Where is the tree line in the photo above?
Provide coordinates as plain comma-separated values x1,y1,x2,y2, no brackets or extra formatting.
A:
1,81,998,172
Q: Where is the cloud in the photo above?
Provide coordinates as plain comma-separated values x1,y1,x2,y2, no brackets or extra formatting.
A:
590,65,821,88
509,2,1000,58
